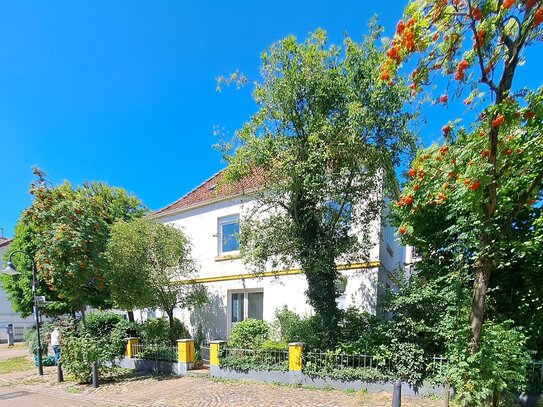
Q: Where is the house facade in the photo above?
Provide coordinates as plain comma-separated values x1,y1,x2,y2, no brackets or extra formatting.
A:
143,171,407,341
0,238,36,342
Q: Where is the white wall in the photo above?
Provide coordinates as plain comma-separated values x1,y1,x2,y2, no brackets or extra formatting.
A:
0,242,35,342
147,195,388,340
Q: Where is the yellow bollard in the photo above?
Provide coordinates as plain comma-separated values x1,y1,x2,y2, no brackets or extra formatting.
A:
125,337,140,358
178,339,195,364
209,340,227,367
288,342,303,372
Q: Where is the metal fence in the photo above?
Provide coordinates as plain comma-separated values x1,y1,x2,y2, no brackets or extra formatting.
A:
529,360,543,385
131,343,178,363
200,343,210,367
220,347,289,371
303,352,383,370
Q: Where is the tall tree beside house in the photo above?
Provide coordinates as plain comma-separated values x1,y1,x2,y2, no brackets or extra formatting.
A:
386,0,543,352
218,25,416,348
1,168,147,318
105,218,207,344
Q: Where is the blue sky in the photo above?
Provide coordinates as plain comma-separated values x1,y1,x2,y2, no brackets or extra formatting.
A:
0,1,541,237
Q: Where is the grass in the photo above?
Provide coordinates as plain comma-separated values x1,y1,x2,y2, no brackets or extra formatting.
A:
0,356,34,374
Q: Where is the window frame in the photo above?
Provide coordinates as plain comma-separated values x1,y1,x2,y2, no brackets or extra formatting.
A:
217,214,240,256
227,288,264,335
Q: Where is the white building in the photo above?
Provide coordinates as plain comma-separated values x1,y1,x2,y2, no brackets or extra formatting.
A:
146,170,406,341
0,238,35,342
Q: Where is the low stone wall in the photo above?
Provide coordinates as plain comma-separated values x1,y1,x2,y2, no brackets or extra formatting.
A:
210,367,296,384
211,366,445,396
119,357,188,376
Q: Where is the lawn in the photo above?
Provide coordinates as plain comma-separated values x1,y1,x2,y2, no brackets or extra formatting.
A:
0,356,34,374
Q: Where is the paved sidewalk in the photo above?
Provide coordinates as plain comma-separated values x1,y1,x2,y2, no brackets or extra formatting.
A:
0,366,359,407
0,365,440,407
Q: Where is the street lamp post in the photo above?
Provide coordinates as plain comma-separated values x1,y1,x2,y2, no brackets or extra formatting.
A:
2,250,44,375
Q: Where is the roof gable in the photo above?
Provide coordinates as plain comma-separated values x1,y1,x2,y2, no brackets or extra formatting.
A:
152,170,262,217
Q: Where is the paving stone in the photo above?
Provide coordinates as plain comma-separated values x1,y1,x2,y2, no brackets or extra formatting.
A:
0,365,439,406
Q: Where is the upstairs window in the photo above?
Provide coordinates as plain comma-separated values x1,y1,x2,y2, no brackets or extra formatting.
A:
218,214,240,255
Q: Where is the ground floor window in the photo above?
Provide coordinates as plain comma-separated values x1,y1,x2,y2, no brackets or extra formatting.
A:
228,289,264,334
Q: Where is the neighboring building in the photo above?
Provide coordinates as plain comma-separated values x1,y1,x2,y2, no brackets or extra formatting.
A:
142,170,407,341
0,237,35,342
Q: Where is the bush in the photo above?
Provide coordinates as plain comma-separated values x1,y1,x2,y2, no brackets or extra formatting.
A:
375,341,427,385
446,321,532,406
24,323,53,356
337,307,380,354
261,340,288,351
228,319,269,349
61,330,119,383
83,311,138,356
275,306,301,342
58,313,138,383
274,307,322,351
137,317,189,345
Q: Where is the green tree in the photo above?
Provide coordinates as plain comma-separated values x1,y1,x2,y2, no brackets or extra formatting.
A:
1,169,146,317
387,0,543,356
218,26,415,348
105,218,207,344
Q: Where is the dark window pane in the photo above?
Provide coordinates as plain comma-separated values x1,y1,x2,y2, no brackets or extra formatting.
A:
231,293,244,323
247,292,263,320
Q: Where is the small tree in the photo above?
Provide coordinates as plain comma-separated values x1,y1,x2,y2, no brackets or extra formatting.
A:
218,25,415,348
106,218,207,343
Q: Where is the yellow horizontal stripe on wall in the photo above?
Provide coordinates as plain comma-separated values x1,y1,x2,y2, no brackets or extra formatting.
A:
170,260,381,285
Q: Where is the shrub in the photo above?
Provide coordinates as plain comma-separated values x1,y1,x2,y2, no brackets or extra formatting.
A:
137,317,189,345
337,307,380,354
446,321,531,406
228,319,269,349
83,311,138,356
261,340,288,351
274,307,322,351
24,323,53,356
275,306,301,342
375,341,426,384
61,330,119,383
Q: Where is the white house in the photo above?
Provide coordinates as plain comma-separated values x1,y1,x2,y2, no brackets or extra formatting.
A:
0,237,36,342
144,170,406,341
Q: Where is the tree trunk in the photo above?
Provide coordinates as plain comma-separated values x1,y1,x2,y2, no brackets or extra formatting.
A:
299,233,341,349
127,310,135,323
165,308,176,345
294,203,342,350
80,307,86,327
469,250,492,354
491,390,499,407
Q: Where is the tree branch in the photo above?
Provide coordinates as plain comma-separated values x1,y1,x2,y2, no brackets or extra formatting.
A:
504,169,543,229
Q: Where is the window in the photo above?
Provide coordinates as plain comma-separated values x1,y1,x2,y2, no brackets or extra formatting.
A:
218,215,240,255
228,289,264,333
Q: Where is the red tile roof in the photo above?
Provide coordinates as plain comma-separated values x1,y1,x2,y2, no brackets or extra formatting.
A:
152,169,263,217
0,238,13,248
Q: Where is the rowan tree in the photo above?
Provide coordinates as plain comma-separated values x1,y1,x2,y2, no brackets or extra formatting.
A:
2,169,146,317
387,0,543,356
